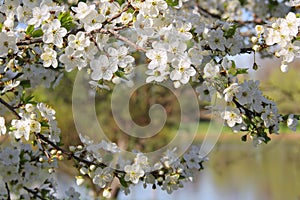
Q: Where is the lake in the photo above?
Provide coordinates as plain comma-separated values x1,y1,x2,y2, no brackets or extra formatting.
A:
117,135,300,200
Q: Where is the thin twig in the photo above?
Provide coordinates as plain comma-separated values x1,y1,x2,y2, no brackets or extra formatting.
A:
107,29,147,52
5,183,11,200
23,187,46,200
0,98,21,119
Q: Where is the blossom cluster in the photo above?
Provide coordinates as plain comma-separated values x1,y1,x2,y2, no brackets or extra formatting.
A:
0,0,300,199
70,134,207,196
254,12,300,72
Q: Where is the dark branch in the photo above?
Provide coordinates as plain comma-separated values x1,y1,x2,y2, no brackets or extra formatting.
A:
5,183,11,200
0,98,21,119
23,187,46,200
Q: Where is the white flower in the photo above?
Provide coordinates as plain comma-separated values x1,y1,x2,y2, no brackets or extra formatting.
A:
170,59,196,84
68,32,90,51
0,32,17,57
92,167,114,188
42,19,67,48
108,46,135,68
203,62,220,78
90,55,117,81
0,147,20,165
162,174,181,194
41,47,58,68
0,164,19,182
261,105,279,128
59,47,87,71
251,135,265,147
188,46,203,66
135,153,151,172
196,82,214,102
282,12,300,36
221,107,243,127
0,117,6,135
28,5,50,28
133,13,154,36
124,164,145,184
207,29,226,51
65,187,81,200
81,10,105,32
10,118,31,140
223,83,239,102
176,22,193,41
287,114,298,131
140,0,168,17
37,103,56,121
98,140,121,153
183,152,201,169
280,63,289,72
146,49,168,69
1,80,20,94
286,0,300,7
119,12,133,24
146,67,169,83
103,188,112,199
72,2,95,20
235,82,254,105
255,25,264,35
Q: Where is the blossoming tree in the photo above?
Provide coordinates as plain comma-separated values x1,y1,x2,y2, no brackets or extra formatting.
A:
0,0,300,199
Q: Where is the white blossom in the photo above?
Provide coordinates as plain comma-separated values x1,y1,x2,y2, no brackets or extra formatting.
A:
0,32,17,57
124,164,145,184
287,114,298,131
0,117,6,135
221,107,243,128
42,19,67,48
41,47,58,68
28,5,50,28
90,55,117,81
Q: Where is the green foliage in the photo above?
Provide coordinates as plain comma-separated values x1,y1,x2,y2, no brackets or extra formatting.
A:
227,61,248,76
223,24,238,39
165,0,179,7
58,12,76,31
26,25,44,38
116,0,126,6
238,0,247,6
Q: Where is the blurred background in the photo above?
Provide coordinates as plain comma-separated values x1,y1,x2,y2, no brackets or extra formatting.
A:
25,54,300,199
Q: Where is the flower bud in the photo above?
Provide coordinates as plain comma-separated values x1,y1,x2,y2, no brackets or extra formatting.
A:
103,188,112,198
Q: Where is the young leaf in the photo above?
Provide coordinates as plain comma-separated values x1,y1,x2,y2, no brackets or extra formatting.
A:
26,25,35,35
165,0,179,7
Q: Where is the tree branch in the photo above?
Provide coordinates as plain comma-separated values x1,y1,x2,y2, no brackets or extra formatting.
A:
5,183,11,200
23,187,46,200
0,98,21,119
107,29,147,52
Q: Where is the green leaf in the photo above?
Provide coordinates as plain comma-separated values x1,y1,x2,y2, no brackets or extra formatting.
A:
119,176,129,188
40,121,50,127
241,134,247,142
0,23,3,31
239,0,247,6
115,70,125,78
116,0,126,6
236,68,248,75
223,24,238,39
20,80,31,88
165,0,179,7
31,29,44,38
26,25,35,35
228,67,237,76
58,12,75,31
